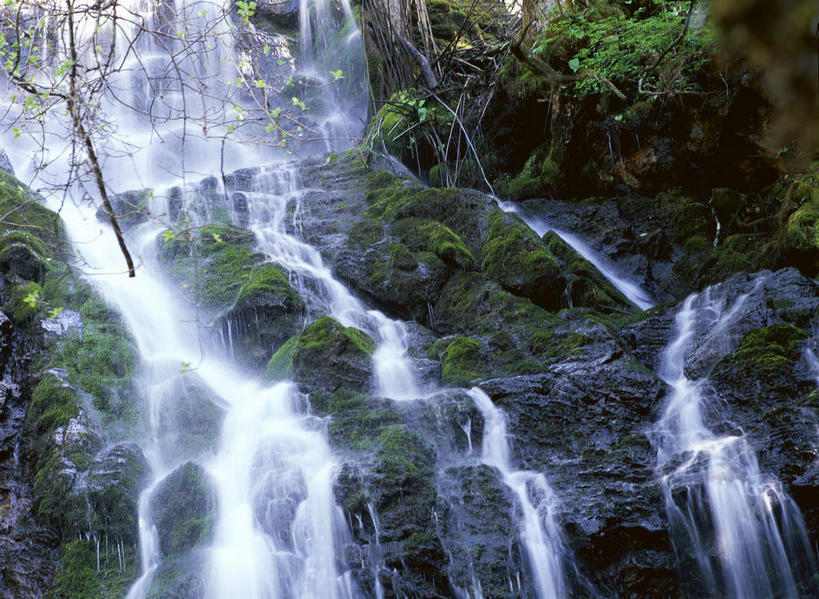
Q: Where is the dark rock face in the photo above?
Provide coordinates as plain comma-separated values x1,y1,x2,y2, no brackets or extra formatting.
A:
0,314,58,598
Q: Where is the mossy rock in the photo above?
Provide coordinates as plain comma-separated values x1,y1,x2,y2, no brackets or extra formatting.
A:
157,223,258,311
434,271,562,336
782,195,819,276
150,462,217,558
730,323,809,371
0,229,51,282
310,388,401,449
156,373,226,460
266,316,375,393
45,539,139,599
481,211,564,310
440,336,483,387
145,552,207,599
219,262,304,369
669,196,715,243
0,170,63,256
24,374,81,466
494,146,561,202
54,321,138,417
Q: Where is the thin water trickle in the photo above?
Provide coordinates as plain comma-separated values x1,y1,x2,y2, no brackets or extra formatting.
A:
495,200,655,310
651,289,816,598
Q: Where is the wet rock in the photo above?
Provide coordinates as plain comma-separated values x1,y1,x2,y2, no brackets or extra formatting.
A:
436,464,527,597
97,188,152,230
156,372,226,461
481,352,673,596
146,551,207,599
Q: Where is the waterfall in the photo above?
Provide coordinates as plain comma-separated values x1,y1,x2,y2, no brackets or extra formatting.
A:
650,287,816,598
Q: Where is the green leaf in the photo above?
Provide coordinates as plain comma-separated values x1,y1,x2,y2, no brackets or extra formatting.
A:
568,58,580,73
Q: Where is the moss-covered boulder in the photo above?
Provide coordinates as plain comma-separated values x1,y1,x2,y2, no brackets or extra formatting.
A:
145,552,207,599
481,211,564,310
337,169,486,325
267,316,375,393
24,375,104,538
720,323,809,377
217,262,304,369
45,539,139,599
156,372,226,461
150,462,217,559
781,177,819,276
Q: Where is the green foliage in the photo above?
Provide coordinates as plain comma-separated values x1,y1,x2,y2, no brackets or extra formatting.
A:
532,2,716,99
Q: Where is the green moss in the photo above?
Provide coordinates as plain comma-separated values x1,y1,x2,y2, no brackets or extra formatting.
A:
151,462,216,558
45,539,139,599
783,199,819,252
24,375,80,449
299,315,376,355
158,223,258,311
732,323,809,371
0,170,63,254
322,390,401,449
237,262,297,305
495,147,561,202
266,335,298,380
416,221,474,268
375,425,434,486
441,336,482,386
55,322,137,416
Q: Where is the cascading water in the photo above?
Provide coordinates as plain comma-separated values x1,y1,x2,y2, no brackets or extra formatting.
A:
468,388,566,598
495,199,655,310
650,285,816,597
